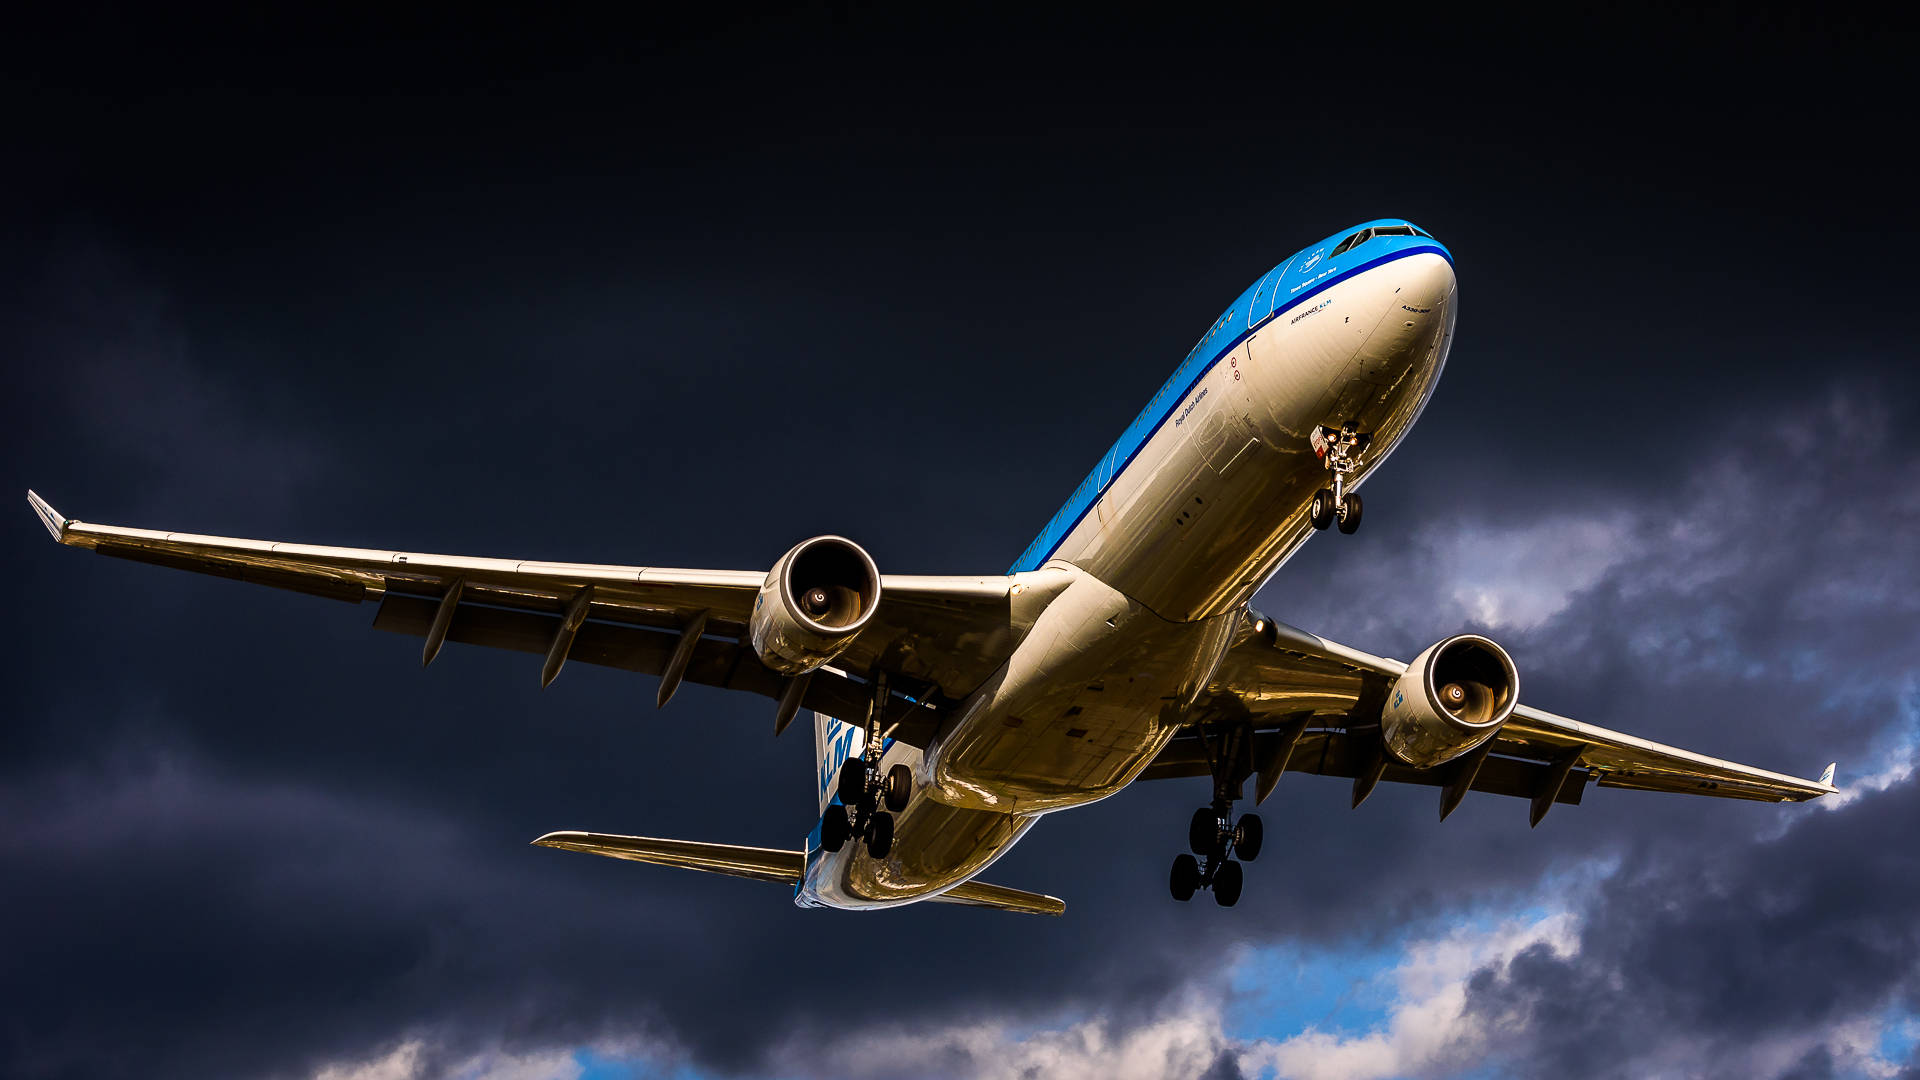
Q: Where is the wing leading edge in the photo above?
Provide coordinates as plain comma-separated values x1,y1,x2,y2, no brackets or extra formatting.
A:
1167,614,1837,819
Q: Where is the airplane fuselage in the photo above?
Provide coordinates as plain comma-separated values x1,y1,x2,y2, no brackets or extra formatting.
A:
802,222,1458,909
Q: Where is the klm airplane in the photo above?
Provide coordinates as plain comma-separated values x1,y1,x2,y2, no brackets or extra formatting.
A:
28,219,1838,915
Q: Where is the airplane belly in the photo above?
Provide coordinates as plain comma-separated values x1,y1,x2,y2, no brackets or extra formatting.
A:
801,786,1038,911
922,570,1240,814
800,249,1458,911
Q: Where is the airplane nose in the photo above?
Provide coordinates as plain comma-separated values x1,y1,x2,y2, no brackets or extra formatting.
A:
1396,252,1455,312
1347,252,1455,388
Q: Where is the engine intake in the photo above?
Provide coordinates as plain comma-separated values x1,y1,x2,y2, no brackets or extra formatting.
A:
1381,634,1519,769
750,535,881,674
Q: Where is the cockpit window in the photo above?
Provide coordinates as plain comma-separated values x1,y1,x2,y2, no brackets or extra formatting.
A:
1330,229,1369,257
1330,223,1430,257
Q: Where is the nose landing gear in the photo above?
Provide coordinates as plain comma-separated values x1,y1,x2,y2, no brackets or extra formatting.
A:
1309,423,1370,535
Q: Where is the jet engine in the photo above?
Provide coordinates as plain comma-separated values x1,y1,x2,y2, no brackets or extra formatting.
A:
1380,634,1519,769
749,535,882,674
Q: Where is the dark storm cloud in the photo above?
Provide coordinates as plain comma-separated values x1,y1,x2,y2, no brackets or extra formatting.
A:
5,7,1915,1080
1463,775,1920,1079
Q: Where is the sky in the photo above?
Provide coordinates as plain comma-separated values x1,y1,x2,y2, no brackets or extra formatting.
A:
5,6,1918,1079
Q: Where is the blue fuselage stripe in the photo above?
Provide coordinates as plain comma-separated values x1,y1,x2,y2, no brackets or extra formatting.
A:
1007,242,1453,574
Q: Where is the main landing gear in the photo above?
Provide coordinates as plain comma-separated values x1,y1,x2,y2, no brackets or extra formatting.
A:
1309,423,1369,535
1170,801,1262,907
821,757,912,859
818,674,912,860
1169,725,1263,908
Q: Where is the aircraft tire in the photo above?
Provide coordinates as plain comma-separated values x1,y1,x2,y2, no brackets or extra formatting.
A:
1170,854,1199,902
1310,489,1336,530
1337,492,1363,535
1234,814,1263,862
1213,859,1243,907
820,807,848,853
867,811,894,859
884,763,912,812
837,758,867,805
1188,807,1220,855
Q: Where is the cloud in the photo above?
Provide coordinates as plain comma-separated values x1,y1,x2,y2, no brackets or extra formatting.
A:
773,1005,1239,1080
7,208,1918,1080
1241,912,1578,1080
1460,773,1920,1080
310,1040,590,1080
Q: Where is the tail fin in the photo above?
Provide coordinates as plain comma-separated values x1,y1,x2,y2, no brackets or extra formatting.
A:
814,708,863,815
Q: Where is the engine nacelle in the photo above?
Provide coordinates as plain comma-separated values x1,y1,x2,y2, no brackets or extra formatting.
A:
1381,634,1519,769
750,535,882,675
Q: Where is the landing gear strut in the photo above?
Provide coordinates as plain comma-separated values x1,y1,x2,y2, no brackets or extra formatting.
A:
818,673,913,860
1169,723,1262,908
1309,423,1369,535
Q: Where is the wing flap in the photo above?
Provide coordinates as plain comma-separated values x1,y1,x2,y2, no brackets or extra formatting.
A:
1142,729,1590,808
372,594,942,746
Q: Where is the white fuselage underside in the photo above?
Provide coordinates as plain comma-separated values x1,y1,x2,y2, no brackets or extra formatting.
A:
800,251,1458,910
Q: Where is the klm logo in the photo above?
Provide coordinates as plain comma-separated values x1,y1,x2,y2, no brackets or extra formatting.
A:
817,719,861,801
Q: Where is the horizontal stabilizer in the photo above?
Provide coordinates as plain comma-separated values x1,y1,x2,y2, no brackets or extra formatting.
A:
936,878,1066,916
531,831,801,885
531,830,1065,915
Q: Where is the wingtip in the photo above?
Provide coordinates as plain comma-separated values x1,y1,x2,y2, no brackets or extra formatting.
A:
1819,762,1838,790
26,489,67,542
530,830,586,848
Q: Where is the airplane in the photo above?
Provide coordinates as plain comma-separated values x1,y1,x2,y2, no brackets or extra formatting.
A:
27,218,1838,917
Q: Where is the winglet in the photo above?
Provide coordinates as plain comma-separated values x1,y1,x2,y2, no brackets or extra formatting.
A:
1819,762,1837,789
26,490,67,542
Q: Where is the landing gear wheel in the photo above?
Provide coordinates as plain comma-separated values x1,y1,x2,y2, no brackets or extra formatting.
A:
1310,489,1336,531
1234,814,1264,862
1336,492,1363,535
866,811,894,859
820,807,848,853
1188,807,1221,856
837,758,868,805
883,763,912,812
1213,860,1243,907
1170,854,1199,902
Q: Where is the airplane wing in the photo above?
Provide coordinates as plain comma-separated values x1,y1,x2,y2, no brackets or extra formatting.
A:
26,491,1057,744
1144,611,1837,823
530,831,1066,915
